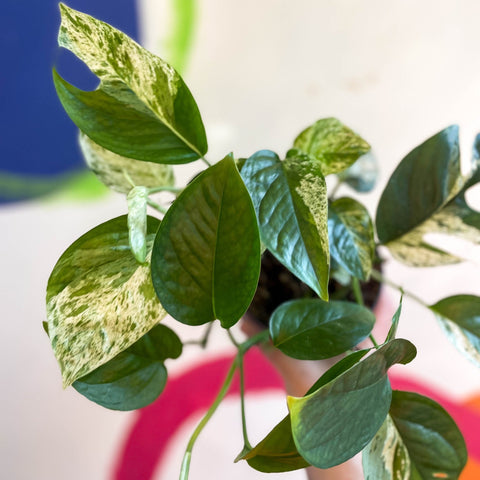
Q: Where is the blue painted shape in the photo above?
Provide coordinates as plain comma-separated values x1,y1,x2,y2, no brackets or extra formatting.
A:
0,1,138,202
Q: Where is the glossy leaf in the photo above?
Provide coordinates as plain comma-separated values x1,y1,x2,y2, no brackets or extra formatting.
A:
270,299,375,360
242,350,369,473
385,296,402,343
241,150,329,300
293,118,371,176
373,126,480,266
73,324,182,410
337,151,378,192
242,416,310,472
46,216,165,387
364,391,467,479
328,197,375,280
151,156,260,328
78,134,174,194
430,295,480,367
127,186,148,264
376,126,461,244
288,339,416,468
54,4,207,164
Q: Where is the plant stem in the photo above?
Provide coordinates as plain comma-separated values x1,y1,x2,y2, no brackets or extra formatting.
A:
201,156,212,167
352,277,379,349
148,185,184,195
147,198,168,214
351,277,364,306
183,322,214,348
237,352,252,451
370,269,428,307
200,322,213,348
179,356,238,480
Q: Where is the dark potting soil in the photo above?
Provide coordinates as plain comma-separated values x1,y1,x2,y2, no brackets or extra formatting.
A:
247,250,382,328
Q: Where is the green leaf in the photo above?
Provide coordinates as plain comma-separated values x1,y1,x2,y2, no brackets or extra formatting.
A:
364,391,467,479
337,151,378,193
241,150,329,300
270,299,375,360
127,186,149,264
374,126,480,266
288,339,417,468
362,415,411,480
385,296,402,343
328,197,375,280
430,295,480,367
242,416,310,473
72,324,182,411
293,118,371,176
54,4,207,164
46,215,166,387
376,126,461,244
241,350,369,473
151,156,260,328
78,134,175,194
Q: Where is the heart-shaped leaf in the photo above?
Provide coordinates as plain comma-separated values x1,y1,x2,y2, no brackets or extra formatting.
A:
241,150,329,300
364,391,467,479
270,299,375,360
293,118,371,176
54,4,207,164
241,349,369,472
389,391,467,479
375,126,480,266
328,197,375,280
430,295,480,367
151,156,260,328
73,324,182,410
376,126,461,244
288,339,416,468
78,134,175,194
46,215,165,387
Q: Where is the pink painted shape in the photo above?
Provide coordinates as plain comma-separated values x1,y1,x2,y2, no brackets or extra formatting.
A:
112,348,284,480
112,349,480,479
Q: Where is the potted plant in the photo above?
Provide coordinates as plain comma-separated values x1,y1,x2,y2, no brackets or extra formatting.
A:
45,4,479,479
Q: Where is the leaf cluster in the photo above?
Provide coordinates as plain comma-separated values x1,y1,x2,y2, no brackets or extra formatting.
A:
45,4,480,479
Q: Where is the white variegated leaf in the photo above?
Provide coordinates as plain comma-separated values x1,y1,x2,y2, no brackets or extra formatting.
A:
363,415,410,480
127,186,149,264
46,216,165,387
385,199,480,267
79,134,174,194
59,4,177,122
55,4,207,164
435,317,480,367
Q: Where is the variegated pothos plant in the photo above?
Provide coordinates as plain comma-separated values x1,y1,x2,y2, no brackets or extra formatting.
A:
46,4,480,479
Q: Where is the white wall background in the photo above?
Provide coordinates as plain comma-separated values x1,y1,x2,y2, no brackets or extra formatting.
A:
3,1,480,478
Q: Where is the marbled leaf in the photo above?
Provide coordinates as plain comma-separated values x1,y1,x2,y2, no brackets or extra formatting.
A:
430,295,480,367
78,134,174,194
242,150,329,300
54,4,207,164
46,215,165,387
328,196,375,280
293,118,370,176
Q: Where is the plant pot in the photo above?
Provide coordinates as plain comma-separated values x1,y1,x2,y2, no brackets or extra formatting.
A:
248,250,382,328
